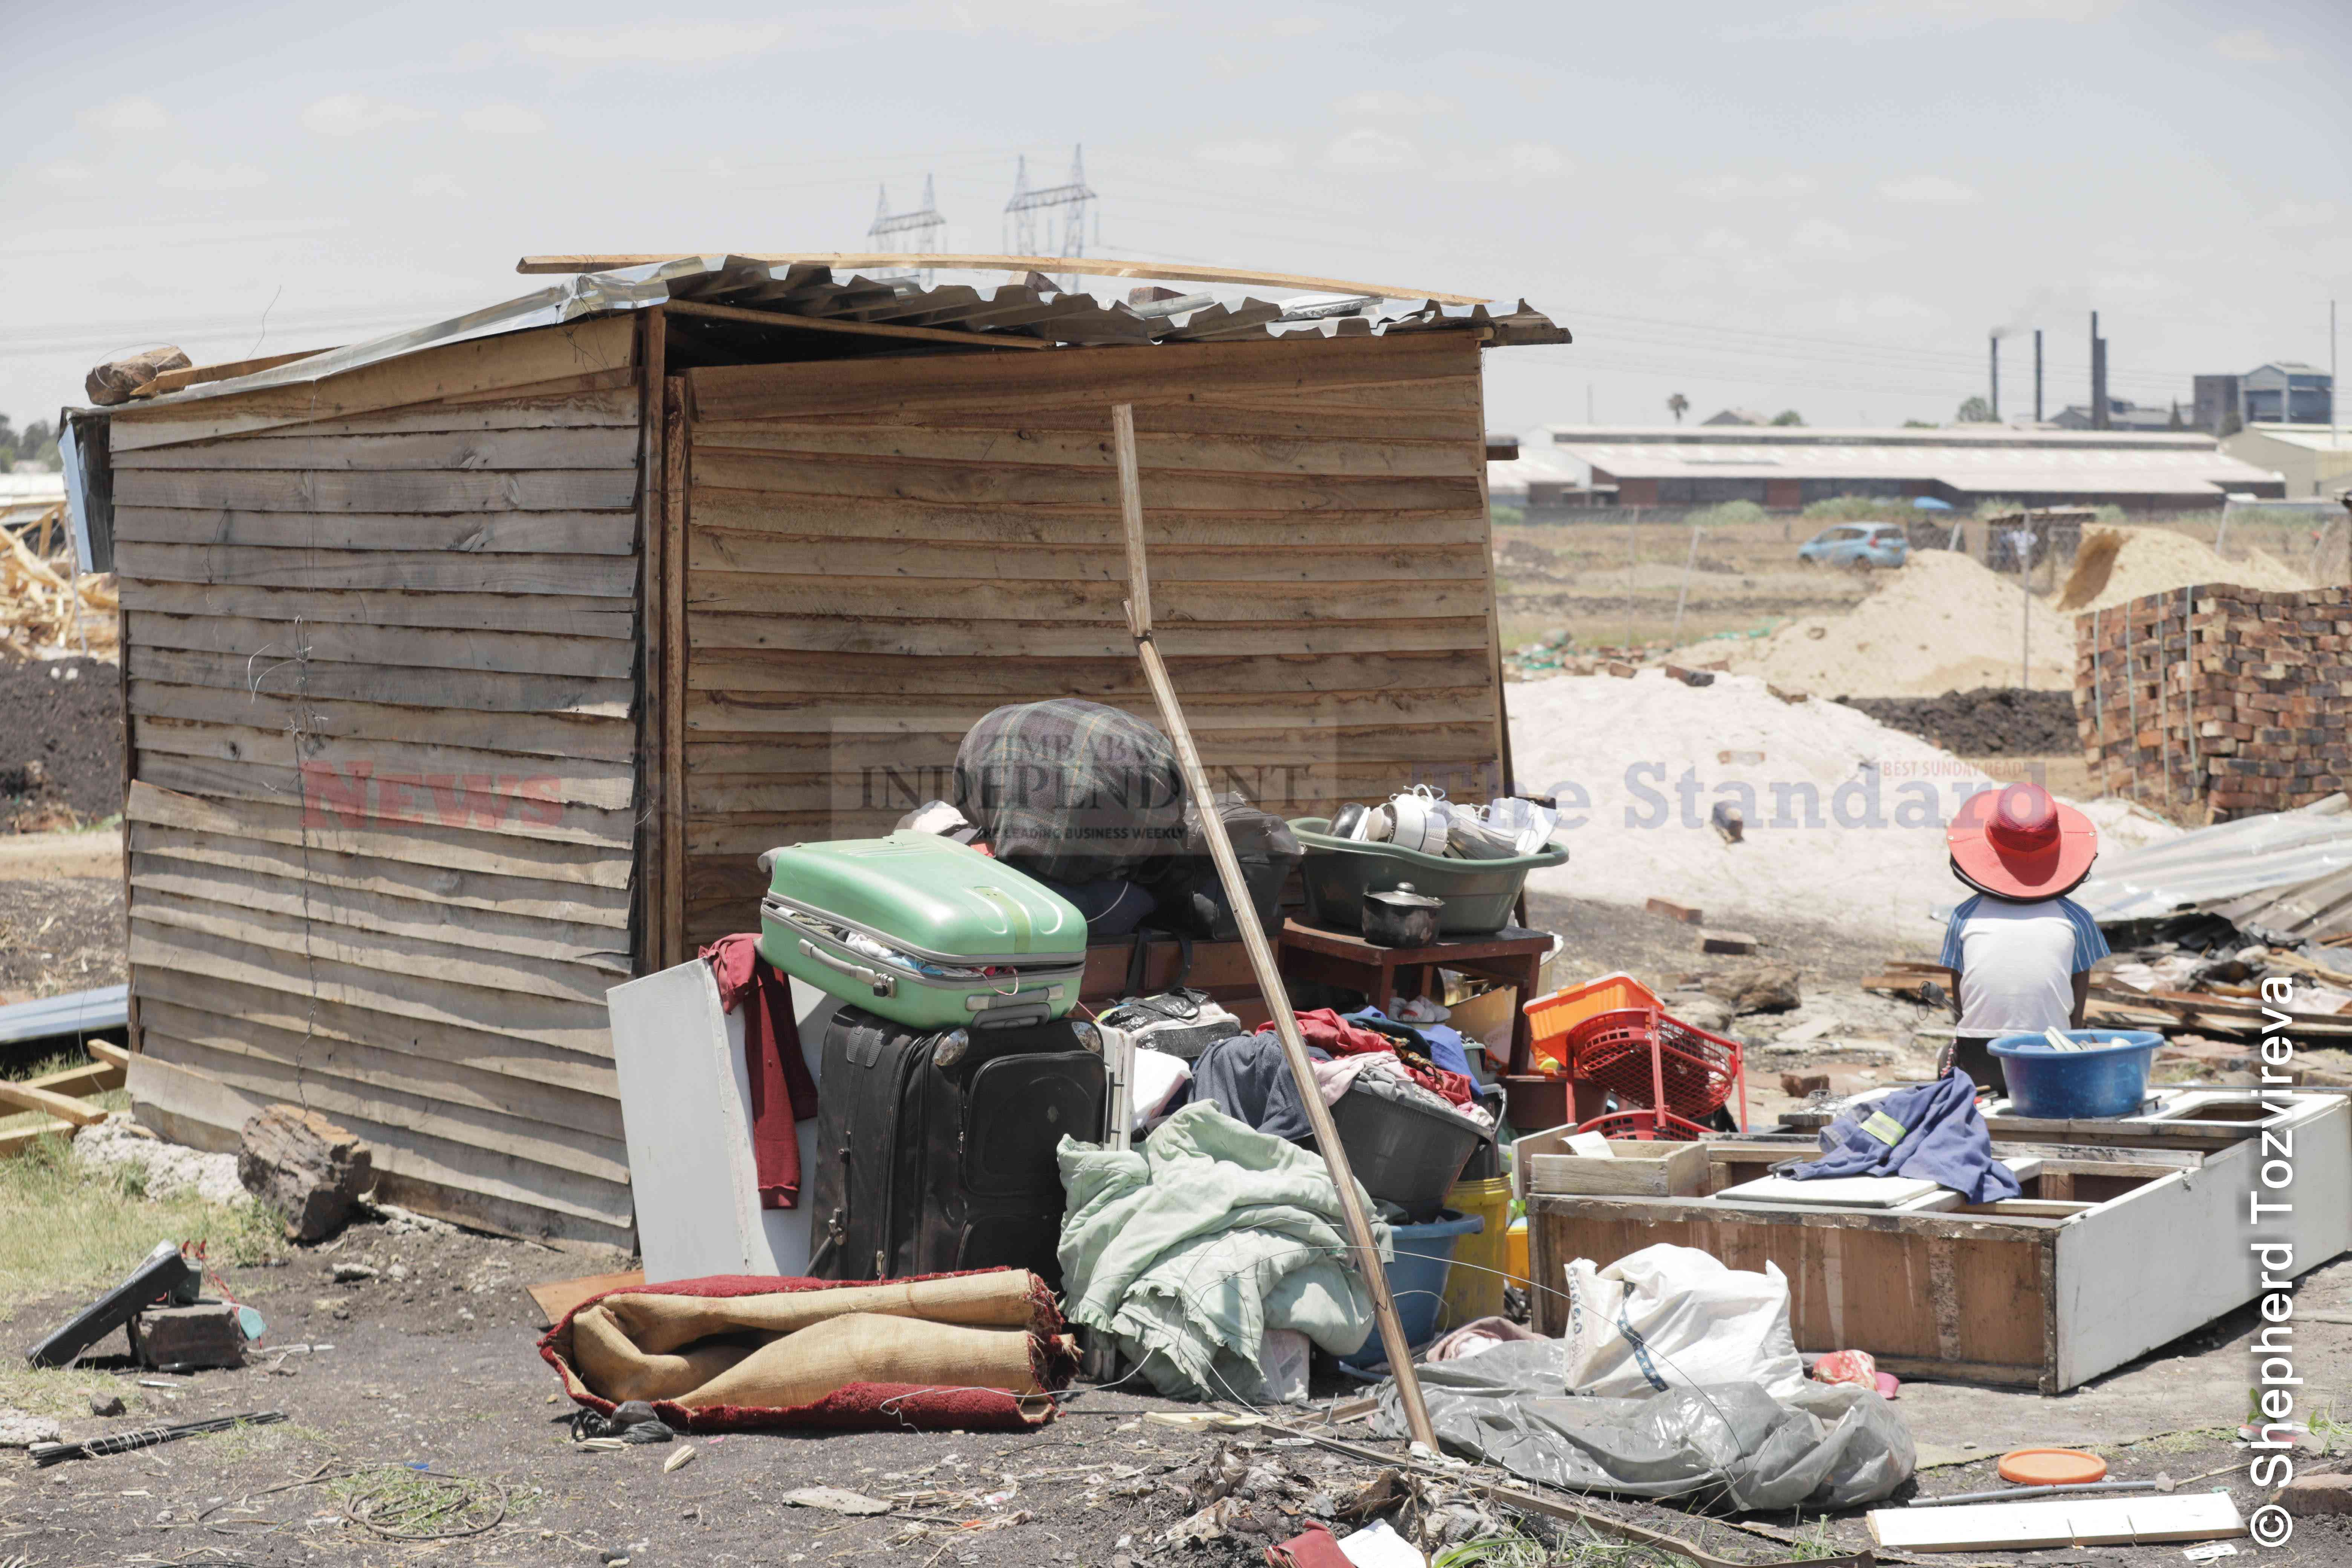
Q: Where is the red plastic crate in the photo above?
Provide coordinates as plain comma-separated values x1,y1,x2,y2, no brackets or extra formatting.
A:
1574,1107,1712,1142
1561,1007,1741,1121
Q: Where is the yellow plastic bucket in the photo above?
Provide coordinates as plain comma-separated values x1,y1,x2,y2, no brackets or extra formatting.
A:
1506,1217,1530,1292
1437,1176,1514,1331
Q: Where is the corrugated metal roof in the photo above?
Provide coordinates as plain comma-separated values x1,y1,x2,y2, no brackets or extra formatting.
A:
1549,432,2280,498
2074,793,2352,923
99,255,1565,414
2235,424,2352,453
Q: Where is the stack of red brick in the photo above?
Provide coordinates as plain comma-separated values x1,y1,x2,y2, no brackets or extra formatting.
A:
2075,584,2350,819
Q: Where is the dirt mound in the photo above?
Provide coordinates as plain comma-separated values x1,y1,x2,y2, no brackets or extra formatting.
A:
1508,669,2177,942
1672,551,2072,697
2074,526,2311,614
0,657,123,828
1837,688,2079,756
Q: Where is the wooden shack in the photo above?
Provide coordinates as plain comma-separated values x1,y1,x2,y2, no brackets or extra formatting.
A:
69,254,1565,1244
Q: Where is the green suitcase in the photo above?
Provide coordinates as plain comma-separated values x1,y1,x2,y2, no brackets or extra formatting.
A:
757,833,1089,1031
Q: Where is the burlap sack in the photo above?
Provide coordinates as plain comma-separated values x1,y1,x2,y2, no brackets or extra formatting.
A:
544,1269,1072,1428
673,1311,1046,1411
590,1271,1051,1357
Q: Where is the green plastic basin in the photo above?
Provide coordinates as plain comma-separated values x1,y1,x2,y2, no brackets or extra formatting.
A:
1288,818,1567,935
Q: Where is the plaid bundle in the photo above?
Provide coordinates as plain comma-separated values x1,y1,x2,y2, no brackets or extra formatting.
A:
952,700,1186,884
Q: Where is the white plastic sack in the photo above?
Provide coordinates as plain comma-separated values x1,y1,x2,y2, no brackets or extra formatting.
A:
1563,1243,1805,1401
1129,1047,1191,1130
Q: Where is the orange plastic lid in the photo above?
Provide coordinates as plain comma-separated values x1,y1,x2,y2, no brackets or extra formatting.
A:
1998,1448,2107,1486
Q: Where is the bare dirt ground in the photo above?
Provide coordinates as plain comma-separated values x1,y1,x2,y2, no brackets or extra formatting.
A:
0,874,122,1004
3,1210,2340,1567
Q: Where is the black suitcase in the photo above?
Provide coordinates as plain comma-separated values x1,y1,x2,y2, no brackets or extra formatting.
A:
807,1005,1106,1289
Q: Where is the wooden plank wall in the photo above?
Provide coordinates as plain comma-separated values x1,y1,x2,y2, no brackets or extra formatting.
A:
106,316,645,1245
674,331,1503,950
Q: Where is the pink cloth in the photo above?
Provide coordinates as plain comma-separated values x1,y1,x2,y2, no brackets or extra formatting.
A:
1282,1008,1478,1108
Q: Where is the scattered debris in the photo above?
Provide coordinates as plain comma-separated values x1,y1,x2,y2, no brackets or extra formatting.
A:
340,1466,508,1539
72,1115,249,1205
1700,930,1758,956
131,1301,246,1373
1644,897,1702,925
1703,963,1802,1014
84,345,190,405
28,1239,199,1369
238,1104,373,1242
2276,1471,2352,1516
782,1486,894,1516
663,1444,697,1473
31,1410,285,1467
332,1262,380,1283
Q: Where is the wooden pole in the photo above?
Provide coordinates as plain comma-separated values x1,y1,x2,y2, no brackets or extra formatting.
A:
1110,404,1440,1449
1669,521,1701,646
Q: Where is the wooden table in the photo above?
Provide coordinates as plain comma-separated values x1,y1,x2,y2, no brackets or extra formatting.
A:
1276,920,1552,1072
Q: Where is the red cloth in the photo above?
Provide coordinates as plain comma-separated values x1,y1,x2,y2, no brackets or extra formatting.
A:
538,1269,1070,1434
1265,1525,1352,1568
700,935,821,1210
1286,1008,1476,1107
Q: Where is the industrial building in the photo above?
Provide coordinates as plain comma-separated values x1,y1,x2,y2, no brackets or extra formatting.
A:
2195,364,2334,435
1490,424,2286,514
2223,424,2352,500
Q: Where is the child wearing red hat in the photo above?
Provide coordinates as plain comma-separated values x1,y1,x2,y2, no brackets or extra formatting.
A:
1937,781,2107,1094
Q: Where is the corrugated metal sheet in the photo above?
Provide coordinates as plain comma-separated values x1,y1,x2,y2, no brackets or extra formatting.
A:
0,984,127,1047
94,256,1564,415
2074,793,2352,923
1550,434,2280,498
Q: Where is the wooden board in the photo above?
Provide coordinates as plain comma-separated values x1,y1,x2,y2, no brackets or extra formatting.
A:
127,681,637,763
114,507,638,555
128,1050,632,1242
1868,1493,2242,1552
113,424,639,472
107,317,636,452
113,372,647,1248
129,643,633,718
119,582,636,639
115,542,636,597
127,782,635,892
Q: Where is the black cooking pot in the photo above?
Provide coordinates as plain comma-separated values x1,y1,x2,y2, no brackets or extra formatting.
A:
1362,882,1444,948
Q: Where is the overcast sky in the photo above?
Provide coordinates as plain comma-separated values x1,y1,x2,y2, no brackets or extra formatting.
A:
3,0,2346,436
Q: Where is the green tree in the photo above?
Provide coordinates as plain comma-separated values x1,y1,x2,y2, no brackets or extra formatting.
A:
1954,396,1993,423
1770,409,1804,426
1667,392,1689,424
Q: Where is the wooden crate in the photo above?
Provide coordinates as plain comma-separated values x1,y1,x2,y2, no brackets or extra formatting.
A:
1528,1094,2352,1393
1514,1129,1708,1198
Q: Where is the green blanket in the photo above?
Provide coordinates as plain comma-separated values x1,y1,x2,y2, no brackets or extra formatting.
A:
1057,1101,1391,1403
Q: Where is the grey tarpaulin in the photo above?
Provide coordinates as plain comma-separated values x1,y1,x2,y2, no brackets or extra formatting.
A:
1370,1340,1914,1511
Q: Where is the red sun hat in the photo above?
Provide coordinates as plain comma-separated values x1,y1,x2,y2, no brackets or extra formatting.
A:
1947,782,2099,900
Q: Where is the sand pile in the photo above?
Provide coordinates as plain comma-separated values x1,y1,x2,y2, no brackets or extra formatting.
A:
1672,551,2072,697
1508,670,2176,941
2071,526,2312,614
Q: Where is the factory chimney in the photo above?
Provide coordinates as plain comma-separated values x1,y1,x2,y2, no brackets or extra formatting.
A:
2034,328,2044,424
2090,311,2109,432
1989,334,2001,422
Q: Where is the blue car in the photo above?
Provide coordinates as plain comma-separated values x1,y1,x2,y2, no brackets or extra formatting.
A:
1797,522,1909,568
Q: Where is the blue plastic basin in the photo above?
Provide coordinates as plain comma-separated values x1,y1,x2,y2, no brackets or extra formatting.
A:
1988,1030,2162,1119
1337,1208,1485,1369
